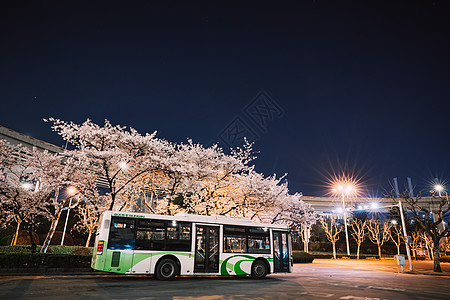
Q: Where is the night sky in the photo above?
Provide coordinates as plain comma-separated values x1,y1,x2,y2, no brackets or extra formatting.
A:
1,1,449,197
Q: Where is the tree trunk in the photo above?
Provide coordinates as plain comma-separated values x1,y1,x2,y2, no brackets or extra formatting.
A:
28,223,36,253
433,236,442,272
356,243,360,260
397,245,400,255
332,242,336,259
40,209,62,253
11,221,21,246
378,245,382,259
85,231,93,247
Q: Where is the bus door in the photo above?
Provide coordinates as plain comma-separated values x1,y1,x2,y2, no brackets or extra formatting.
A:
106,217,135,274
273,231,290,272
194,225,219,273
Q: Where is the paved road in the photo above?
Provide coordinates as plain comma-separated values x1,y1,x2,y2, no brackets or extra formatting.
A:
0,261,449,299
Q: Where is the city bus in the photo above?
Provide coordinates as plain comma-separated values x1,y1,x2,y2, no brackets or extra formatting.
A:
91,211,293,280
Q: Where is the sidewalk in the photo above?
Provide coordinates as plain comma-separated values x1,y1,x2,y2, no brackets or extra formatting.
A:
311,259,450,276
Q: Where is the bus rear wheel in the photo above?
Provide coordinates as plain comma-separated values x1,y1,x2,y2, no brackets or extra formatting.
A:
156,258,178,280
251,260,268,279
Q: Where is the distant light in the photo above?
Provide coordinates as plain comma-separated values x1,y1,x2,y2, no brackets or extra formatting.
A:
67,186,77,196
357,205,363,210
434,184,444,192
370,202,379,209
21,182,33,190
363,205,368,209
172,220,177,227
336,207,343,213
391,220,397,225
345,185,353,194
119,161,128,170
337,185,344,191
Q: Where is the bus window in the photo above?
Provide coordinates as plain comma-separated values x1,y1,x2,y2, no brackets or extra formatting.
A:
166,222,191,251
223,226,247,253
247,236,270,253
108,218,135,250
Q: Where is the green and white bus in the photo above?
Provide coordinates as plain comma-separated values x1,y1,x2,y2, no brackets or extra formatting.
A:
91,211,293,280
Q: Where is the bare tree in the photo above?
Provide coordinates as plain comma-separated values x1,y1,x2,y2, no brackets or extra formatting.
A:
397,194,449,272
350,218,367,259
409,230,422,260
389,223,404,255
320,218,342,259
366,218,392,259
440,237,450,256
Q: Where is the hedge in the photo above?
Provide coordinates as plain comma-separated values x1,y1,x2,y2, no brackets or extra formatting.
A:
292,251,314,263
0,245,93,255
441,256,450,263
0,253,92,268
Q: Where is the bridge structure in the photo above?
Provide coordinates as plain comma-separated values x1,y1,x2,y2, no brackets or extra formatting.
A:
301,195,448,217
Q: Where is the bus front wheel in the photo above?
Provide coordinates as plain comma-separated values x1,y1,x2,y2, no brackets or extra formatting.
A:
251,260,268,279
156,258,178,280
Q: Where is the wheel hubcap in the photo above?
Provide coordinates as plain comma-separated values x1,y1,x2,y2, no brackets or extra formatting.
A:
162,263,174,277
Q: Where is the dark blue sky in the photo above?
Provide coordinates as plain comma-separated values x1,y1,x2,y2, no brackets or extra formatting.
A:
1,1,449,196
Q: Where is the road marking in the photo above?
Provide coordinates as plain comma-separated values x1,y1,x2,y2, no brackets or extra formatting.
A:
366,286,406,292
340,296,385,300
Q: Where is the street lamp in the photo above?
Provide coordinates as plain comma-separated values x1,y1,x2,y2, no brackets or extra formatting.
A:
433,183,448,201
333,183,354,256
61,186,78,245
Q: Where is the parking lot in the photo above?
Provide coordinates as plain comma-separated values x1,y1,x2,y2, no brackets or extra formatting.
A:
0,260,448,299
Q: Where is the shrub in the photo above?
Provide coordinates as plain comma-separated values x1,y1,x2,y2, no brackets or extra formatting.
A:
5,230,39,246
71,247,93,256
441,256,450,263
0,235,12,246
0,245,94,255
49,231,74,246
293,251,314,263
0,253,91,268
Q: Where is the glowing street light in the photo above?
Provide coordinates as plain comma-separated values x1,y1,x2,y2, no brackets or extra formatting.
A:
333,182,356,256
21,182,33,190
434,184,444,193
61,186,78,246
119,161,128,170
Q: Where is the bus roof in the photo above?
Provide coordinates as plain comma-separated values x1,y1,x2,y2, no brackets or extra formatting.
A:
105,211,290,230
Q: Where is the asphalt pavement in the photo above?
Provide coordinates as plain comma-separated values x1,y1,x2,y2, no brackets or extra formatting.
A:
0,260,448,299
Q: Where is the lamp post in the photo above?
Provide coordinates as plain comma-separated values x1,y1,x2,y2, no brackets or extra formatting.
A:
61,186,77,245
336,184,352,256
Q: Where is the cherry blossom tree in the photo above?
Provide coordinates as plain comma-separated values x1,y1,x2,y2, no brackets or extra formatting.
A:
46,118,172,211
0,140,63,252
72,194,109,247
45,118,316,233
